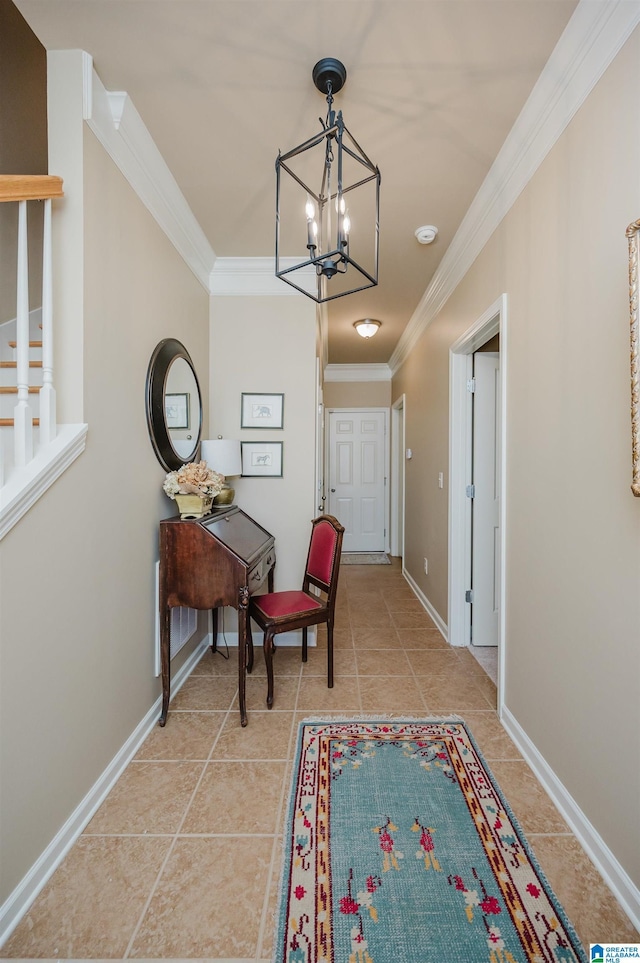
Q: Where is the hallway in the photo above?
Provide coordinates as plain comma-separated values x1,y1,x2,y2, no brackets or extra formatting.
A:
2,560,637,959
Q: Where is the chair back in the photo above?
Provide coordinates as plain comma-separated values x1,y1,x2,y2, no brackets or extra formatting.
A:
304,515,344,604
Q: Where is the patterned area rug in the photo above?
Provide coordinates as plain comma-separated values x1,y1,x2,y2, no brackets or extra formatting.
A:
341,553,391,565
274,720,586,963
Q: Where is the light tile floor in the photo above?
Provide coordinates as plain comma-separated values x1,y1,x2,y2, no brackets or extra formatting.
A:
2,559,638,960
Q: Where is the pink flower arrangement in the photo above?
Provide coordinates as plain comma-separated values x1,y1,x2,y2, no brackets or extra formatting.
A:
163,460,225,499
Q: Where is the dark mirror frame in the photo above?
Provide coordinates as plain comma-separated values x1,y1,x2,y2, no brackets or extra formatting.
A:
145,338,202,472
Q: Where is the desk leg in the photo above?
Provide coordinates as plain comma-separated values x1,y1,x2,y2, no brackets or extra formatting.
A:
159,604,171,726
238,585,249,726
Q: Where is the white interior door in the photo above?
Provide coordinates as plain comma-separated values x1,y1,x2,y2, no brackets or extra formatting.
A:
328,409,386,552
471,352,500,646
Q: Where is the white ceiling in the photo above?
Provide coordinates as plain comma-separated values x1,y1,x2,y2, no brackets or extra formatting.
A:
15,0,578,364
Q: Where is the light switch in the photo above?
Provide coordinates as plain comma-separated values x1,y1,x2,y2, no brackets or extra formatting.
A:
438,472,444,488
406,448,413,460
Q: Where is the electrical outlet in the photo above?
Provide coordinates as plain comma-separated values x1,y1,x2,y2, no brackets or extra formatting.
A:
424,557,428,575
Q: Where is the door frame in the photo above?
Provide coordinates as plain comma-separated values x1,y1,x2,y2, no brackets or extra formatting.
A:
448,294,507,715
326,407,391,553
390,395,405,559
315,358,325,514
470,350,500,647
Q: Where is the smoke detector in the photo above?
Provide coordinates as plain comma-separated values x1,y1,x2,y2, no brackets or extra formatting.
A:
415,225,438,245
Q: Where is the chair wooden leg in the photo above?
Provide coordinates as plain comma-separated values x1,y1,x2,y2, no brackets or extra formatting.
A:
327,619,334,688
246,615,254,675
302,626,308,662
264,630,275,709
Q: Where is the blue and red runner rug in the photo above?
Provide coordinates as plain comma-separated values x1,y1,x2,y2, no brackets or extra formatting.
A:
275,719,586,963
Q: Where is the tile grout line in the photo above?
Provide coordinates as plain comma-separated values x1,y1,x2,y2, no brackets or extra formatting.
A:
255,660,303,960
84,830,282,838
122,695,235,959
383,591,433,716
384,591,430,716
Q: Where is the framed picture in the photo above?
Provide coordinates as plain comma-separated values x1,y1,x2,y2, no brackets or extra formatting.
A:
626,219,640,496
241,392,284,429
165,392,189,429
241,441,283,477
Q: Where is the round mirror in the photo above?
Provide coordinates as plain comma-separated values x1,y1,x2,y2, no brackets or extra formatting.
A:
145,338,203,471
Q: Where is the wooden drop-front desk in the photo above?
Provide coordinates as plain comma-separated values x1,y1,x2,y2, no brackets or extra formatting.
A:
159,506,275,727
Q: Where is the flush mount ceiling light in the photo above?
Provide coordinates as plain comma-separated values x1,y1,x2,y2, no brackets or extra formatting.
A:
354,319,381,339
275,58,381,303
415,225,438,244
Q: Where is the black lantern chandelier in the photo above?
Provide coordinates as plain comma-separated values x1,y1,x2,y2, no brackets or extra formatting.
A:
275,58,381,303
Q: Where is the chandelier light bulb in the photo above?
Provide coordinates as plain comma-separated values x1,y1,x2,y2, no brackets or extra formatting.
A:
306,196,317,250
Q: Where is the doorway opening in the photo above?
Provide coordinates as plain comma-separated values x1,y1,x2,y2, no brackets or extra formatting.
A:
448,295,507,715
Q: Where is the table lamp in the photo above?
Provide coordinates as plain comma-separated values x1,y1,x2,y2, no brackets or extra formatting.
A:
201,437,242,506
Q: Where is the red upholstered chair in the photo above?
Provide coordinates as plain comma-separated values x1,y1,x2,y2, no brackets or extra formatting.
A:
248,515,344,709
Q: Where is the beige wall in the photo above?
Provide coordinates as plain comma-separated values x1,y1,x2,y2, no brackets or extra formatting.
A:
0,127,210,902
393,318,452,616
394,28,640,886
209,294,317,592
323,379,391,408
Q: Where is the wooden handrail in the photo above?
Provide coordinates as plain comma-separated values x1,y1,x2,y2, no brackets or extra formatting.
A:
0,419,40,427
0,175,64,202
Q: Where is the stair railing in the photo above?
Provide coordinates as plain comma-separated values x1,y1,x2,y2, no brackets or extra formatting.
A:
0,175,64,484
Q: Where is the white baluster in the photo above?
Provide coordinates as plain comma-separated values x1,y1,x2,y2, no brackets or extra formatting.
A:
39,198,56,445
14,199,33,466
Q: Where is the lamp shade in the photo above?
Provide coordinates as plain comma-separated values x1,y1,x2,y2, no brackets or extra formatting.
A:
201,438,242,477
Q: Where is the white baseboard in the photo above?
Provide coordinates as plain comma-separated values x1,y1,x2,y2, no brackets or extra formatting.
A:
402,567,449,642
501,706,640,932
0,636,210,947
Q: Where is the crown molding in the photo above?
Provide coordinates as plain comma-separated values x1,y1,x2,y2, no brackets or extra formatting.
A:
324,363,392,383
389,0,640,374
82,57,216,291
210,257,315,296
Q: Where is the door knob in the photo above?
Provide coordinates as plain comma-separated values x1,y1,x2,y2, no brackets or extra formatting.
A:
331,488,336,492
